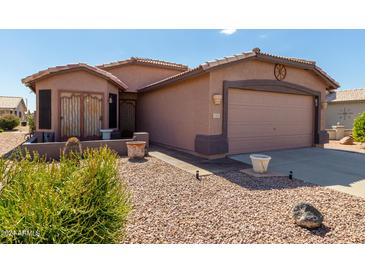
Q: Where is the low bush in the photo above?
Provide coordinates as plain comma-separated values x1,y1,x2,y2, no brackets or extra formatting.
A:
0,114,20,130
27,113,35,133
0,147,130,243
353,112,365,143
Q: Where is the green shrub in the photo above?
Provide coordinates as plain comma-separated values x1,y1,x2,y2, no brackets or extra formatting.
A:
353,112,365,143
27,113,35,133
0,128,3,133
0,147,130,243
0,114,20,130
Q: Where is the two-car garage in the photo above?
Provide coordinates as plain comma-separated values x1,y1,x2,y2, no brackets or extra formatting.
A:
226,87,316,155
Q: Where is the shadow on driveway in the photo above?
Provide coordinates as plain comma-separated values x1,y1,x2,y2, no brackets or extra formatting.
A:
149,145,315,191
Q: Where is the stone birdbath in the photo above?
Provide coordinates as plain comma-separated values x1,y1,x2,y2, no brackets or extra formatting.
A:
126,141,146,159
249,154,272,173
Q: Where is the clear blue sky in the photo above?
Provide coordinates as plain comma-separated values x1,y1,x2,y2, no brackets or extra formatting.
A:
1,29,365,111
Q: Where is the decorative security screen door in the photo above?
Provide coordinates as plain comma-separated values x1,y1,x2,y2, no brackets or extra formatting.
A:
60,92,103,140
60,92,81,139
83,94,102,139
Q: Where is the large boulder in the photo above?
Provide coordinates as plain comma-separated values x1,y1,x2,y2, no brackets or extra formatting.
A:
292,202,323,229
339,136,354,145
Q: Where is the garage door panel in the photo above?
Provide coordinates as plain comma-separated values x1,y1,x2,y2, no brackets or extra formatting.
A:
229,123,313,138
229,134,313,154
227,89,314,154
228,105,312,122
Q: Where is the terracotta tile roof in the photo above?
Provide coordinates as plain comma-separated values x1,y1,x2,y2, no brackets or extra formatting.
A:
97,57,189,71
22,63,128,91
0,96,25,109
327,88,365,102
139,48,339,92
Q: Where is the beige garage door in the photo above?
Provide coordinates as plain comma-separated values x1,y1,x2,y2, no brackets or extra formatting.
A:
227,88,314,154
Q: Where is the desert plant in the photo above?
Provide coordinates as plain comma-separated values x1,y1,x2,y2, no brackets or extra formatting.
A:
0,114,20,130
27,113,35,133
63,137,82,160
353,112,365,143
0,147,130,243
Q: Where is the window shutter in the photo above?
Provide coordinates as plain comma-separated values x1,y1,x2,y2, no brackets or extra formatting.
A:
39,90,52,129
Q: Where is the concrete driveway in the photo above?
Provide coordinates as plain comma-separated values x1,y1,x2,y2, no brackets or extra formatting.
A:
229,147,365,199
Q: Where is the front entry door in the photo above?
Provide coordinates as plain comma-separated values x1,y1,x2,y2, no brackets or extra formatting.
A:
119,100,136,138
60,92,103,140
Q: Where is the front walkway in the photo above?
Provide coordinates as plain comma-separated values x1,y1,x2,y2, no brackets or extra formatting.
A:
230,147,365,199
149,145,250,176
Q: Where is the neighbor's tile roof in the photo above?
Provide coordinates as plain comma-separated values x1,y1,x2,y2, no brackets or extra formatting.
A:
139,48,339,92
327,88,365,103
97,57,189,71
22,63,128,91
0,96,24,109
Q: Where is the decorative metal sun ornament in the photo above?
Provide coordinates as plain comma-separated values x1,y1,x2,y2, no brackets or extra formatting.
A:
274,64,287,81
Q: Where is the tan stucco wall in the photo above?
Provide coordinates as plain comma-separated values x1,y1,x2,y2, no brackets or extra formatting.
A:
208,60,329,135
326,101,365,129
35,70,120,141
136,74,210,152
102,64,184,91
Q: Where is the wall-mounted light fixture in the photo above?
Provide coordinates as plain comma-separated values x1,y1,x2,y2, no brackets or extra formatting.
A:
109,96,113,104
212,94,222,105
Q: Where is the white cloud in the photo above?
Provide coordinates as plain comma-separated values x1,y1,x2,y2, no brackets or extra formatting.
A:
220,29,237,35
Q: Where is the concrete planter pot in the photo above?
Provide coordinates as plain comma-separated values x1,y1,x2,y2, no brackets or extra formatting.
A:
249,154,272,173
126,141,146,159
100,129,113,140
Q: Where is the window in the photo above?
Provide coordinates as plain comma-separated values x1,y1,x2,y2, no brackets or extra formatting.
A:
108,93,117,128
39,89,52,129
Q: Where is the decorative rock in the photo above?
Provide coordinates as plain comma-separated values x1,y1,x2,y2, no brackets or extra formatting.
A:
339,136,354,145
292,202,323,229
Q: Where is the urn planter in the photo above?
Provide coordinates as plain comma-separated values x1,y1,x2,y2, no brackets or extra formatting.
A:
249,154,272,173
126,141,146,159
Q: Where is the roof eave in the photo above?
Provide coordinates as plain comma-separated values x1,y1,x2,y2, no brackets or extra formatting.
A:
22,66,128,91
138,67,205,93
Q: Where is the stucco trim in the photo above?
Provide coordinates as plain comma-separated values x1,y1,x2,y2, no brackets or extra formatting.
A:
194,134,228,155
222,79,323,146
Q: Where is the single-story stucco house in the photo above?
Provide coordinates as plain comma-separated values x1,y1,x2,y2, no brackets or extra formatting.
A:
22,48,339,158
0,96,27,122
326,88,365,129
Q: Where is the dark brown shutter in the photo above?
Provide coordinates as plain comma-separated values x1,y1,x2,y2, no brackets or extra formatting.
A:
39,90,52,129
108,93,117,128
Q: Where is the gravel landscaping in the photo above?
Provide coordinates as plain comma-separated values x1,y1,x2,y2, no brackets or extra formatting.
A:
119,156,365,243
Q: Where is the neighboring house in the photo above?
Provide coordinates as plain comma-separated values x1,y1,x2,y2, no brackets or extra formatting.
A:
22,48,339,158
326,88,365,129
0,96,27,122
